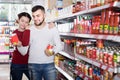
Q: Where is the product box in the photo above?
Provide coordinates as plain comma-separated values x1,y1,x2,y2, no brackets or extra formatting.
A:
48,0,73,10
10,33,19,45
48,0,56,9
63,0,73,8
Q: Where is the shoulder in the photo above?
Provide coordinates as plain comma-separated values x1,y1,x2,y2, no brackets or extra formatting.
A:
29,25,35,31
13,29,18,33
24,29,30,33
46,23,57,30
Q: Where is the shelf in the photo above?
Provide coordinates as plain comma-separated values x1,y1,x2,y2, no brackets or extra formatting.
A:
47,1,120,22
55,65,74,80
59,51,75,60
75,70,92,80
0,34,10,36
60,33,120,42
75,54,115,73
0,54,10,63
0,52,11,54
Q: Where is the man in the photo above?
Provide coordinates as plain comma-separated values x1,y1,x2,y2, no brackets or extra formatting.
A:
18,5,62,80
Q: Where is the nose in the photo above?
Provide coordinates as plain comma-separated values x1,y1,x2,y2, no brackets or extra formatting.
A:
33,16,37,21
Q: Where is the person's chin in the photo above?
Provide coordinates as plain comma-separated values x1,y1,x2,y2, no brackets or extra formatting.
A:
35,23,39,26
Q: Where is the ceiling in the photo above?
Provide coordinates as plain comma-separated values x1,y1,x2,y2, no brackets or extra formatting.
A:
0,0,32,4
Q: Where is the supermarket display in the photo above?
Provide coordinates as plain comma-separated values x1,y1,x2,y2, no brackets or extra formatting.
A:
0,26,16,63
1,0,120,79
48,0,120,80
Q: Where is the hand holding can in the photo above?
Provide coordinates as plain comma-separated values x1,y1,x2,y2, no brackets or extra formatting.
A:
45,44,54,56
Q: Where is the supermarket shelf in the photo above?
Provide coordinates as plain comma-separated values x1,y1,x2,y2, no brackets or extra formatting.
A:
59,51,75,60
0,54,10,63
47,1,120,22
0,52,11,54
55,65,74,80
75,70,92,80
75,54,115,73
0,34,10,36
60,33,120,42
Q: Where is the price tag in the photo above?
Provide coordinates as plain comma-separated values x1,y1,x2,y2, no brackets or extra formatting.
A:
102,65,107,70
103,35,109,40
98,35,103,39
108,68,114,72
93,61,100,67
117,37,120,42
85,58,91,63
107,35,112,40
93,35,98,39
113,36,117,42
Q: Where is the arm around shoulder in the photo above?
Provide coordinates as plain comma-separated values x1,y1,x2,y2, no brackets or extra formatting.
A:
17,46,29,56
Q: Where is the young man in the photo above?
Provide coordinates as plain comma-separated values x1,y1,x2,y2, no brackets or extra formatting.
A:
18,5,62,80
10,12,31,80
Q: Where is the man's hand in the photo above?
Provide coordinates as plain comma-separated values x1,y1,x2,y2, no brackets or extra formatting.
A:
44,49,54,57
48,22,55,29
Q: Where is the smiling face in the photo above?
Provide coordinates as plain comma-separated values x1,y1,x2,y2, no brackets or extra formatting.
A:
18,16,30,30
32,9,45,26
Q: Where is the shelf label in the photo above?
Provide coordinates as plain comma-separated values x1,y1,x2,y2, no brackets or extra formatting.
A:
93,61,100,67
113,36,118,42
117,37,120,42
102,65,107,70
108,68,114,72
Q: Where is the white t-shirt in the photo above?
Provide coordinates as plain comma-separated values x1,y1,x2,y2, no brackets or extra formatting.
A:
18,23,62,64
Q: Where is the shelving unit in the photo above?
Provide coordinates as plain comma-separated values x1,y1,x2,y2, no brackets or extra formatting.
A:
59,51,75,60
47,1,120,22
50,1,120,80
55,65,74,80
0,26,15,63
60,33,120,42
0,52,10,63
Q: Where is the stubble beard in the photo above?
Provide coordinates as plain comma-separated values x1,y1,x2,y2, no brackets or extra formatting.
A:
35,18,44,26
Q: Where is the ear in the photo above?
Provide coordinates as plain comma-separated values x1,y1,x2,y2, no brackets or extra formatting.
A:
16,19,19,23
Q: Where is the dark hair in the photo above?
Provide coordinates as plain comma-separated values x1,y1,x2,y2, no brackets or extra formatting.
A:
32,5,45,13
18,12,31,22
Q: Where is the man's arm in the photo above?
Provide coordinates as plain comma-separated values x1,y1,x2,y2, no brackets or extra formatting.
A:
48,22,55,29
17,46,29,56
52,27,63,54
45,27,63,56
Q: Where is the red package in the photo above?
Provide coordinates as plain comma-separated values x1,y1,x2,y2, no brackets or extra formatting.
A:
47,44,53,49
10,33,19,45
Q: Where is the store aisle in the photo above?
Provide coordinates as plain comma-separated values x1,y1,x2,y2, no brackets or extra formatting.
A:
0,64,10,80
0,63,28,80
